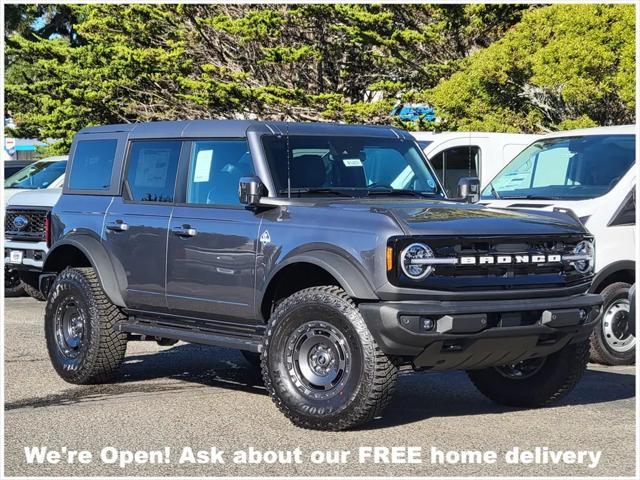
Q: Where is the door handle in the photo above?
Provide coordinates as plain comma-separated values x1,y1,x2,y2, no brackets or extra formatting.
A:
106,221,129,232
172,225,197,238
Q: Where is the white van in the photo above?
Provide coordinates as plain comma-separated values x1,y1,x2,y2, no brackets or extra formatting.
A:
412,132,538,197
480,125,636,365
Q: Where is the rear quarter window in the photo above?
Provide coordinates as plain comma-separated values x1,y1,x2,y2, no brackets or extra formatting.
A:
68,139,118,190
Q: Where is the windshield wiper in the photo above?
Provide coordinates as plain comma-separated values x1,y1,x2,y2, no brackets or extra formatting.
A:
278,187,355,197
488,182,501,199
365,187,433,198
498,195,564,200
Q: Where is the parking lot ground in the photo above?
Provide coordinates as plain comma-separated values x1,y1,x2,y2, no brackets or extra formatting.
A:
3,296,637,477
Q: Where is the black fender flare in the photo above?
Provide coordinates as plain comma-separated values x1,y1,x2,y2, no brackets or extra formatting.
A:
589,260,636,293
262,250,378,303
43,235,126,307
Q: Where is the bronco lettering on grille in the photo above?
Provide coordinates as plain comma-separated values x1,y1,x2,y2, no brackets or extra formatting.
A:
459,254,562,265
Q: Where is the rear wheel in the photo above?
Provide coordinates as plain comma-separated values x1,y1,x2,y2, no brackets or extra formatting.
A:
22,281,46,301
467,340,590,407
5,267,25,297
590,282,635,366
262,286,397,431
45,267,128,384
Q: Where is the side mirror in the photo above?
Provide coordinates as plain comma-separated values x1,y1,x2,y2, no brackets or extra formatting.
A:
239,176,266,207
457,176,480,203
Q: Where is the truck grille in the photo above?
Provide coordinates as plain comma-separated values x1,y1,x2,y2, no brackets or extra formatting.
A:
390,235,592,291
5,208,48,241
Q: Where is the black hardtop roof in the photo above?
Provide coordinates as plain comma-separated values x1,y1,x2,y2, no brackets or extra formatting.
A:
77,120,412,140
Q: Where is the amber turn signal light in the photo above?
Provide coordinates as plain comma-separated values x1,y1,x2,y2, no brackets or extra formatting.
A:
386,246,394,271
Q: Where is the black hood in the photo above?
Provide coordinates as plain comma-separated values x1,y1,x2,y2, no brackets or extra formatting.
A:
299,198,586,236
383,203,586,236
277,197,587,236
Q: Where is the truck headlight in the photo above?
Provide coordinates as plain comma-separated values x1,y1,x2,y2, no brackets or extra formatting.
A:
572,240,595,273
401,243,435,279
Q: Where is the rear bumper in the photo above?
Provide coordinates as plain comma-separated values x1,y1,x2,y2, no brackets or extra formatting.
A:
359,293,602,370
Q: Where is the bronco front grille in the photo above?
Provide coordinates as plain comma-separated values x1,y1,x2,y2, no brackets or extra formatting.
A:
389,235,592,291
5,208,48,241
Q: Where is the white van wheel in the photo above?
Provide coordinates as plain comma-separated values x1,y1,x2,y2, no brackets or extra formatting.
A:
590,282,635,365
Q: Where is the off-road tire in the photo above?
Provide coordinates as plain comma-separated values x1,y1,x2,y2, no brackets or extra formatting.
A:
590,282,635,366
5,267,26,297
241,350,261,368
261,286,397,431
22,281,46,301
45,267,127,384
467,340,590,407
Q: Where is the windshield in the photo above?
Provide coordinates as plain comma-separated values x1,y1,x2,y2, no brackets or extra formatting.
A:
4,160,67,189
262,135,443,198
482,134,635,200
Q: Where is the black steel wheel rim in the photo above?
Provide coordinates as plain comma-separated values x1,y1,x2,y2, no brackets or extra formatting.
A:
54,296,86,359
285,320,352,400
494,357,546,380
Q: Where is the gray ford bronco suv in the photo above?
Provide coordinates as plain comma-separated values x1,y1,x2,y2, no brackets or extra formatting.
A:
41,120,602,430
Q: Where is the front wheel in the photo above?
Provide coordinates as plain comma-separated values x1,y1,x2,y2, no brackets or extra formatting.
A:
467,340,590,407
45,267,128,384
590,282,635,365
262,286,397,431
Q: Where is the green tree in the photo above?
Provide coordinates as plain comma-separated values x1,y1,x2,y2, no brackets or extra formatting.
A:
426,4,636,132
5,4,528,149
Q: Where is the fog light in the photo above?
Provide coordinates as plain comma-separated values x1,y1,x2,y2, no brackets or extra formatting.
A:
421,317,435,331
579,309,587,321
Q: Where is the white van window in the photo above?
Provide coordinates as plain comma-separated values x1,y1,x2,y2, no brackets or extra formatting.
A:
482,134,635,200
430,146,480,197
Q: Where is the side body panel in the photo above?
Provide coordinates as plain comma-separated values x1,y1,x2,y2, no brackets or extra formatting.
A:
102,197,172,311
166,206,261,322
254,204,403,320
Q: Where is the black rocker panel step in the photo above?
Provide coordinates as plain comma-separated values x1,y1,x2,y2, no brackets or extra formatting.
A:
118,318,263,352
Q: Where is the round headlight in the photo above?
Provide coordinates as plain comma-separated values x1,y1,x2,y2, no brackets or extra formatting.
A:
573,240,595,273
401,243,435,279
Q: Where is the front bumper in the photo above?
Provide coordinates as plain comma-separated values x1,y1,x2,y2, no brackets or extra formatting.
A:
359,293,602,370
4,240,48,271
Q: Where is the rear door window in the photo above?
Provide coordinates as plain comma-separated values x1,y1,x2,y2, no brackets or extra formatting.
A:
125,140,182,203
68,139,118,190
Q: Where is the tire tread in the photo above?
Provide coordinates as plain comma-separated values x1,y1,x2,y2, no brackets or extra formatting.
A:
46,267,127,384
468,340,590,407
261,285,397,431
22,282,46,301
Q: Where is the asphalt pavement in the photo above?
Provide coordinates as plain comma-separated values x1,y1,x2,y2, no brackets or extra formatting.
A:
3,296,637,477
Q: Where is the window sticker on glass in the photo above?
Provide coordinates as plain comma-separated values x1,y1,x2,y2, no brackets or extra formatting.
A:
343,158,363,167
135,151,172,188
193,149,213,183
